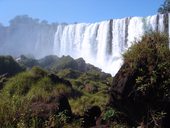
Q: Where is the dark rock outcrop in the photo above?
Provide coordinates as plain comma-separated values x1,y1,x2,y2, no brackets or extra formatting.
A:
0,56,24,76
109,61,170,127
30,94,72,122
109,33,170,127
57,94,72,118
0,73,8,90
109,62,146,126
81,106,101,128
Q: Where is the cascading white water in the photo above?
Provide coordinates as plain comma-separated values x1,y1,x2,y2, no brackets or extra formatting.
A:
0,14,168,75
53,14,166,75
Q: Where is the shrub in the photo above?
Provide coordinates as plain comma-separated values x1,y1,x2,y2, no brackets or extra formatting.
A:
0,67,73,127
111,32,170,127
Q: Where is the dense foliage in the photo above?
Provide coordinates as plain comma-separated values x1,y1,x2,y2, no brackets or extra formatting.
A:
158,0,170,14
110,32,170,127
0,67,73,127
123,33,170,98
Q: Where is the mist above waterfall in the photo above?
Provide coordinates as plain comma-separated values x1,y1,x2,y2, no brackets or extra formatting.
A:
0,14,168,75
0,15,58,57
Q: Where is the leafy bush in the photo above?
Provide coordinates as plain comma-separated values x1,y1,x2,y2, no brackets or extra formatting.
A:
111,32,170,127
102,107,116,121
123,33,170,99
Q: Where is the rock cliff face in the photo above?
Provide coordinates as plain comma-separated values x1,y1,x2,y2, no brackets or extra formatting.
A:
109,62,146,125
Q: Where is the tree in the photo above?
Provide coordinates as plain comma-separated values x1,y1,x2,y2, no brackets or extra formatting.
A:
158,0,170,14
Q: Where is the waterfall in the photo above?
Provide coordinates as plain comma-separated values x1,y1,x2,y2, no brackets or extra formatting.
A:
53,14,166,75
0,14,168,75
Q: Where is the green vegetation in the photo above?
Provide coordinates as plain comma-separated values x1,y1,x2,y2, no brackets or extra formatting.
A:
0,67,73,127
0,55,112,127
124,32,170,95
1,32,169,127
17,55,112,119
158,0,170,14
110,32,170,127
19,55,102,73
57,69,82,79
57,69,112,116
51,55,78,71
69,91,108,115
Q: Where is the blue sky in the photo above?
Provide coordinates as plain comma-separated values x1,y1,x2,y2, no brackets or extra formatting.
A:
0,0,164,25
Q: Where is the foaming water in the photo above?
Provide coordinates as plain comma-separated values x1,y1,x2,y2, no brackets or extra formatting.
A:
0,14,168,75
53,14,166,75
